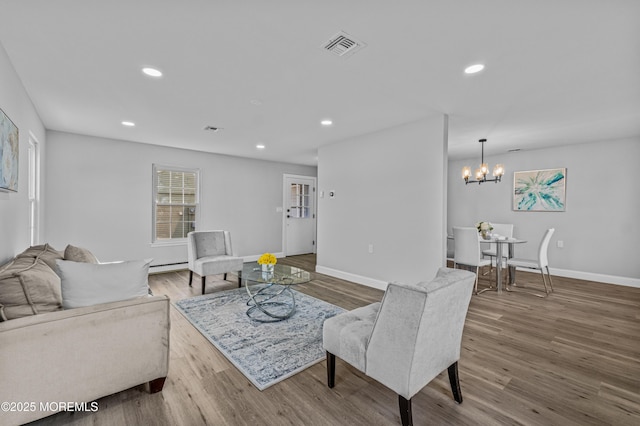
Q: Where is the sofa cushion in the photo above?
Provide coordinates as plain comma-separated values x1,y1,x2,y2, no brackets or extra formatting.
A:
56,258,153,309
15,244,64,272
0,257,63,321
64,244,99,263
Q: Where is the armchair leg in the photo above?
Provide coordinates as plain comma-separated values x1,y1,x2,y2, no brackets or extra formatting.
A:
326,352,335,388
224,273,228,281
447,362,463,403
189,270,193,287
148,377,166,393
398,396,413,426
201,276,206,294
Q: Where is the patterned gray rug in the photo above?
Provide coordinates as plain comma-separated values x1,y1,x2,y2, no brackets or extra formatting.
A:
174,287,345,390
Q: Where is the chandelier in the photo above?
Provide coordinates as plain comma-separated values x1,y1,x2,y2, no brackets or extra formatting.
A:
462,139,504,185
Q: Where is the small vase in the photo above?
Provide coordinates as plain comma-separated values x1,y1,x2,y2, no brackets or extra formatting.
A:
261,263,275,273
481,231,491,240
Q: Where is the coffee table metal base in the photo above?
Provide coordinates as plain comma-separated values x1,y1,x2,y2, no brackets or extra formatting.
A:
245,283,297,322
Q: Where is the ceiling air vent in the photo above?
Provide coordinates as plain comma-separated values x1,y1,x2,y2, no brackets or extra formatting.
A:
321,31,367,58
203,125,221,132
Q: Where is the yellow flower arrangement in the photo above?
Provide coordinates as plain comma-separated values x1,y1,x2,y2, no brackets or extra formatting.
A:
257,253,277,265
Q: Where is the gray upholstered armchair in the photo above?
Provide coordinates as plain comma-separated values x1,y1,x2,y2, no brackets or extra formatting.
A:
323,267,476,426
187,230,244,294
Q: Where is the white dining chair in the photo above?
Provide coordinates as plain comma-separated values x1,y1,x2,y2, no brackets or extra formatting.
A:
507,228,555,297
482,223,514,275
446,236,455,265
453,226,492,294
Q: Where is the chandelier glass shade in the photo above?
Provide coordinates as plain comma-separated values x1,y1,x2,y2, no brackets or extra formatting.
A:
462,139,504,184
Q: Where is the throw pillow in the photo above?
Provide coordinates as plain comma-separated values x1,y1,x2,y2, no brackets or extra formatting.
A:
64,244,99,263
0,257,63,321
15,244,64,272
56,258,153,309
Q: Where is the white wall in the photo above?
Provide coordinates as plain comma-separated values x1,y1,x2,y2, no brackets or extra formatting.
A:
316,116,448,289
448,138,640,286
0,42,46,263
44,131,316,265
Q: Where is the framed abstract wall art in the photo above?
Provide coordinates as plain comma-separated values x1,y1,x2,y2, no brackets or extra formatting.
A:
0,108,19,192
513,168,566,212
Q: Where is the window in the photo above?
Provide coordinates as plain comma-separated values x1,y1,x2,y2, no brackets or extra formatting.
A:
289,183,310,218
28,136,40,246
152,165,199,242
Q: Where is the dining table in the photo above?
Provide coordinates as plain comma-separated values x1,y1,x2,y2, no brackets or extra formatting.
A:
483,237,527,293
448,235,527,294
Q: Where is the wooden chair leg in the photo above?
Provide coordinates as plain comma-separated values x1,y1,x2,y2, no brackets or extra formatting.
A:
148,377,166,393
447,362,463,403
189,270,193,287
398,395,413,426
224,273,228,281
326,352,335,388
201,276,206,294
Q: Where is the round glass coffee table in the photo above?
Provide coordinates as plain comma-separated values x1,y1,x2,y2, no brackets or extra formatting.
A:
238,262,311,322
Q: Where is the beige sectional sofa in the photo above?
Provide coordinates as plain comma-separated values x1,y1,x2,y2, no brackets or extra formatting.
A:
0,245,170,425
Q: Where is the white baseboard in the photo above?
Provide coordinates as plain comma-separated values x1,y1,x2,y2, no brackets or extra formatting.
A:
243,252,285,263
547,267,640,288
315,265,388,291
316,264,639,291
148,252,286,275
149,263,188,274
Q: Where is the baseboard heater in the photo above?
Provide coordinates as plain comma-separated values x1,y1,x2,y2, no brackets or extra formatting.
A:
149,262,188,274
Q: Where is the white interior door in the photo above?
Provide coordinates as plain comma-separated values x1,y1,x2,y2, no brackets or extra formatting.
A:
284,175,316,256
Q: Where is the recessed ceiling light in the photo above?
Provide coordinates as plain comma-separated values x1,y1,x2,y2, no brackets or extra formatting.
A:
464,64,485,74
142,67,163,77
250,99,262,106
121,121,135,127
321,119,333,126
256,144,265,149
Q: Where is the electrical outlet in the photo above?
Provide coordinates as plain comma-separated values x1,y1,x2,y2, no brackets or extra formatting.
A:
557,240,564,248
368,244,374,254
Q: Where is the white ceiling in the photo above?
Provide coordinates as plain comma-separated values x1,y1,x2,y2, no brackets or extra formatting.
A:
1,0,638,165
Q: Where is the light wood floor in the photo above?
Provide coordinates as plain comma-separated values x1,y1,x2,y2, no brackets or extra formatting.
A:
30,255,640,425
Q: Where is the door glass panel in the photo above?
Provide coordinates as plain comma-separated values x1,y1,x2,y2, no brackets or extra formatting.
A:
289,184,309,219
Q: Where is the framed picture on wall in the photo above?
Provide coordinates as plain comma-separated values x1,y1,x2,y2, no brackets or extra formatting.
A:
0,107,19,192
513,168,566,212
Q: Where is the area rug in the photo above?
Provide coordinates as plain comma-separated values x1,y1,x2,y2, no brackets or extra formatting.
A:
174,287,345,390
